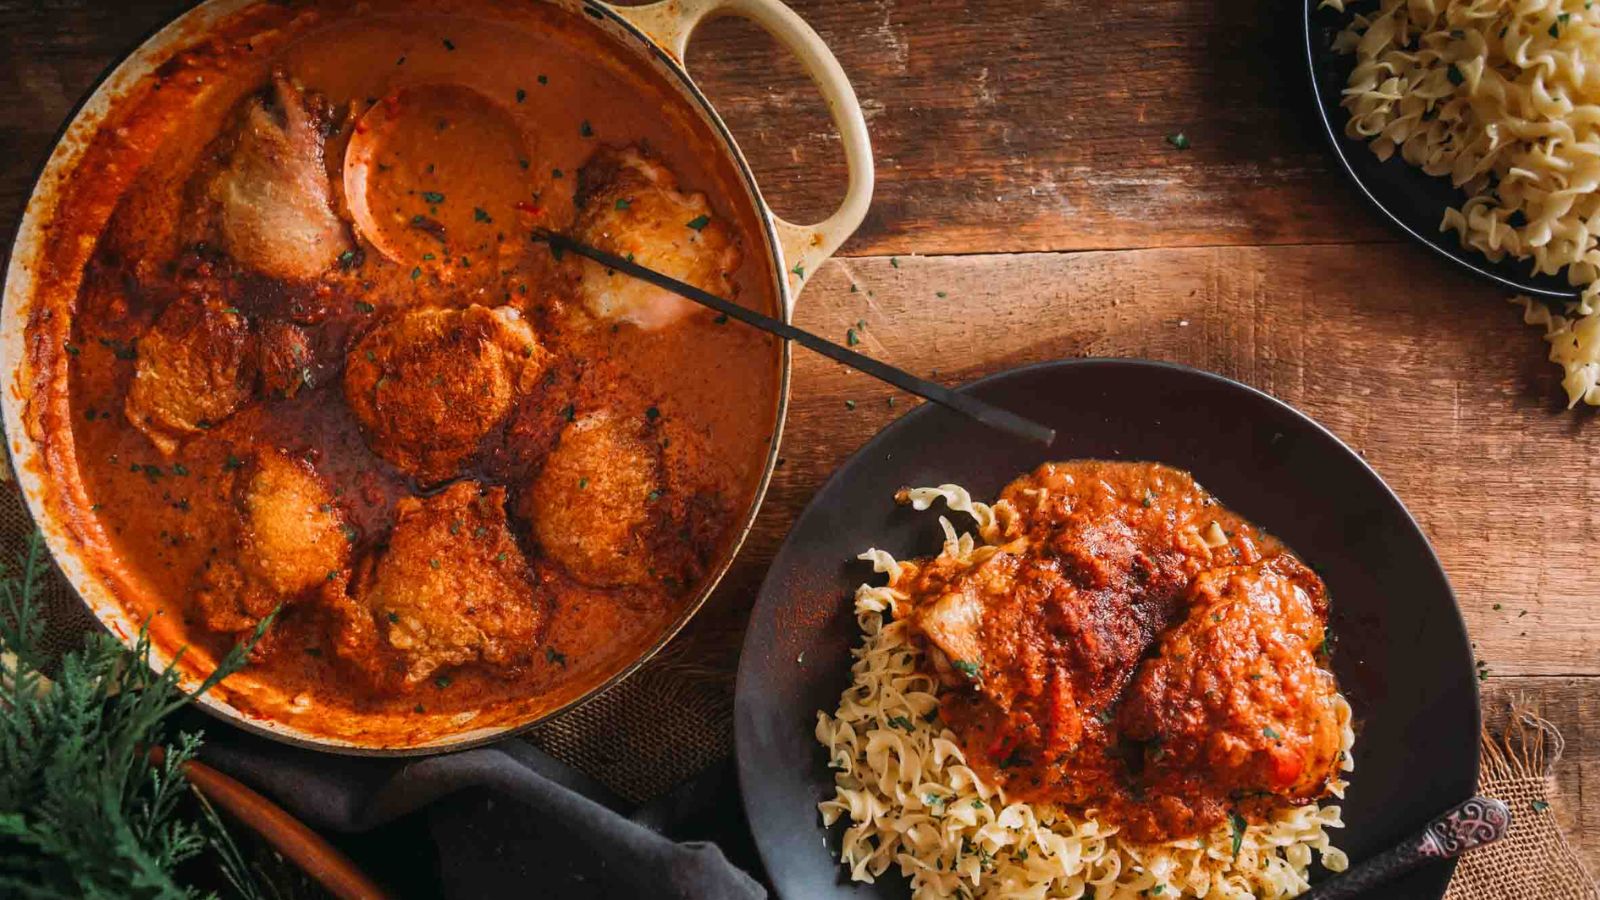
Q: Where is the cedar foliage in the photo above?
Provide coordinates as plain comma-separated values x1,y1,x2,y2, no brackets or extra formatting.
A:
0,531,270,898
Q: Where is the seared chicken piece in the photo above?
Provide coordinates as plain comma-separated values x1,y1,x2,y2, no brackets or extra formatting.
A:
524,410,664,587
344,305,551,484
573,146,740,329
125,293,256,454
350,482,544,687
1118,557,1342,835
194,449,350,633
209,71,351,281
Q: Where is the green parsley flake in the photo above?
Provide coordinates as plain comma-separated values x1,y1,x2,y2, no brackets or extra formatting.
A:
515,88,526,103
685,214,710,231
1229,812,1247,859
580,120,593,138
1166,131,1191,150
421,191,445,204
474,207,492,223
615,198,631,210
952,658,981,678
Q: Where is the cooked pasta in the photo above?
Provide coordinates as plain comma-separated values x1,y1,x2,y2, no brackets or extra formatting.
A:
1327,0,1600,405
815,486,1354,900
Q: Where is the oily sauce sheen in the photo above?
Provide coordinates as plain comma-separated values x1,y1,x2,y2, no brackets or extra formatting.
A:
34,1,781,741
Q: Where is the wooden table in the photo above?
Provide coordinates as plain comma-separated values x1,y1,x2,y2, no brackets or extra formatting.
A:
3,0,1596,881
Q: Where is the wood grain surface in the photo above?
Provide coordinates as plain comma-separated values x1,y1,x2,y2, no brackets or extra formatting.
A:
2,0,1597,883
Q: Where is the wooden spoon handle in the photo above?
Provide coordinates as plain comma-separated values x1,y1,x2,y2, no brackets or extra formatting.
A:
1302,796,1511,900
182,758,391,900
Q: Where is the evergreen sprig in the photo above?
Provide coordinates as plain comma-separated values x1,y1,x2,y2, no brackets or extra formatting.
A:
0,531,272,898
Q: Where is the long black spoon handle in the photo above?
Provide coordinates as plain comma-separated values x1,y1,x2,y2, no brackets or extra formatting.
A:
531,228,1056,447
1302,796,1511,900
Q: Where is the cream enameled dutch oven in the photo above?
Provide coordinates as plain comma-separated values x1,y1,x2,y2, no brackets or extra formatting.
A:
0,0,872,753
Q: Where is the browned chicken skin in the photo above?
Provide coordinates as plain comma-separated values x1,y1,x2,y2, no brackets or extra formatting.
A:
526,410,664,588
344,305,551,484
334,482,545,689
1118,557,1341,838
208,71,351,281
572,146,740,330
194,448,350,634
902,461,1343,843
124,292,256,454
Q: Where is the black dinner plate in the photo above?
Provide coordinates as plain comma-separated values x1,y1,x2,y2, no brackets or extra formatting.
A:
734,358,1479,899
1304,0,1578,302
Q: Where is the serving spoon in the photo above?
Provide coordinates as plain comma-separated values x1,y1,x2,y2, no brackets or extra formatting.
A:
529,228,1056,446
1301,796,1511,900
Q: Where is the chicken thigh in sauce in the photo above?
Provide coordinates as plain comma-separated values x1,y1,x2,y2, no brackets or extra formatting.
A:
900,461,1344,843
572,147,741,330
124,292,256,454
206,71,351,281
194,449,349,634
344,305,551,484
335,482,545,689
1119,557,1343,838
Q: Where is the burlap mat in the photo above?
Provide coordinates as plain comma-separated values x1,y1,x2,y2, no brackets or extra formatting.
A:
1445,703,1599,900
7,462,1597,892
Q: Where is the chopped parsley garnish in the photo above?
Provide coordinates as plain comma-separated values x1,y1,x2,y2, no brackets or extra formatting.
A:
952,658,981,678
579,120,593,138
552,168,564,179
685,213,711,231
421,191,446,204
924,793,944,807
791,263,805,279
647,490,661,502
1263,726,1281,740
645,406,660,421
561,403,576,422
387,611,400,623
474,207,492,223
615,198,631,210
434,675,451,689
342,525,359,543
1228,812,1247,859
846,328,860,346
972,798,986,809
354,301,376,314
442,38,456,51
886,715,915,732
338,249,359,269
515,88,526,103
1165,131,1190,150
170,463,189,477
578,477,589,489
537,74,549,85
411,266,422,281
223,454,244,471
545,647,567,667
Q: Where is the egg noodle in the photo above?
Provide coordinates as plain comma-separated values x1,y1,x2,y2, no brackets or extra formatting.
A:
815,486,1354,900
1327,0,1600,405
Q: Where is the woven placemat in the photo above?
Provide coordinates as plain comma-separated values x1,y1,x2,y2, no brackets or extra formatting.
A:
1445,704,1599,899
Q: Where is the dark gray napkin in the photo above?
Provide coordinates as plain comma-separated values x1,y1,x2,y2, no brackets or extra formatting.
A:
194,721,767,900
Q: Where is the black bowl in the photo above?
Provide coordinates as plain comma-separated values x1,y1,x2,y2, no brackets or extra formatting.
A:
1304,0,1578,302
734,359,1479,899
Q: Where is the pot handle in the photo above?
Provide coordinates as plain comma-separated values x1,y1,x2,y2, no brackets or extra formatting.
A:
594,0,875,308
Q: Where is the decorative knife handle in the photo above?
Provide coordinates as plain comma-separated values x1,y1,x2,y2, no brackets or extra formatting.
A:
1301,796,1511,900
